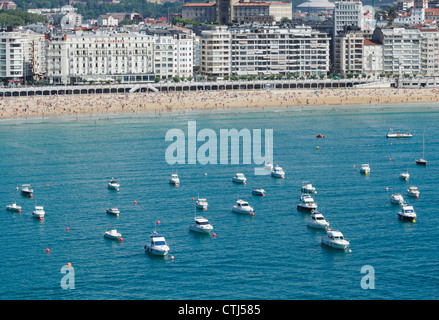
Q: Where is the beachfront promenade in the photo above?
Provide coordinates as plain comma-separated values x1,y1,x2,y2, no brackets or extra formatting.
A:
0,78,398,97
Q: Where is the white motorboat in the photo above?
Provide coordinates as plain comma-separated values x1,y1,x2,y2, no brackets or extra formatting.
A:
189,216,213,234
297,194,318,212
6,203,21,212
106,208,120,216
196,197,208,210
360,164,370,174
32,206,45,219
307,211,329,229
399,171,410,180
321,230,350,250
104,229,122,240
271,165,285,178
107,179,120,191
398,204,417,222
21,184,33,197
169,173,180,185
407,186,420,198
390,193,404,205
252,188,265,196
386,130,413,138
232,199,254,215
144,231,170,256
301,182,316,194
232,173,247,184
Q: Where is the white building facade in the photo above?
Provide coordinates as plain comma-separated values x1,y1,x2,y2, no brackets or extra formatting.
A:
46,29,194,84
230,26,330,77
0,30,46,83
333,0,364,36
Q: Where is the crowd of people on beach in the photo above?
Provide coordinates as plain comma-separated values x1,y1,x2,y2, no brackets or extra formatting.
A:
1,87,439,121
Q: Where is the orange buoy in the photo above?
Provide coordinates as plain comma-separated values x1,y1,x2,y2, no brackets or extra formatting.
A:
192,198,194,201
67,262,72,267
386,187,389,191
389,158,392,161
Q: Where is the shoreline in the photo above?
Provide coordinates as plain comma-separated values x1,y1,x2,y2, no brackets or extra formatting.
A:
1,87,439,122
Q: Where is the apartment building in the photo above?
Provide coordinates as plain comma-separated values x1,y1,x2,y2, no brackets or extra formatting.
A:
200,25,330,79
333,0,364,36
200,26,232,79
230,25,329,77
143,27,194,80
419,27,439,76
334,26,364,76
0,29,46,82
372,27,421,76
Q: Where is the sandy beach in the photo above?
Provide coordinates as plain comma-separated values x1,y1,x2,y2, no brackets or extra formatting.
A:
1,87,439,120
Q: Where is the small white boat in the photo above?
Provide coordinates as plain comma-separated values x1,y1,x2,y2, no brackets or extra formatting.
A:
104,229,122,240
271,165,285,178
399,171,410,180
232,173,246,184
307,211,329,229
390,193,404,205
232,199,254,215
407,186,420,198
297,194,318,212
321,230,350,250
6,203,21,212
189,216,213,234
301,182,316,194
106,208,120,216
398,204,417,222
196,197,208,210
252,188,265,196
144,231,170,256
169,173,180,185
32,206,45,219
360,164,370,174
21,184,33,197
107,179,120,191
386,130,413,138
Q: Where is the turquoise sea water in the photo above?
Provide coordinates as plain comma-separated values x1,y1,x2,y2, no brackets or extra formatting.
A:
0,103,438,300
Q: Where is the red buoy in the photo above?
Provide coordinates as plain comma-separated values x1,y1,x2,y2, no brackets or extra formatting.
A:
251,212,255,216
66,227,69,231
46,248,50,253
157,220,160,225
212,233,216,237
119,238,123,242
134,200,137,205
